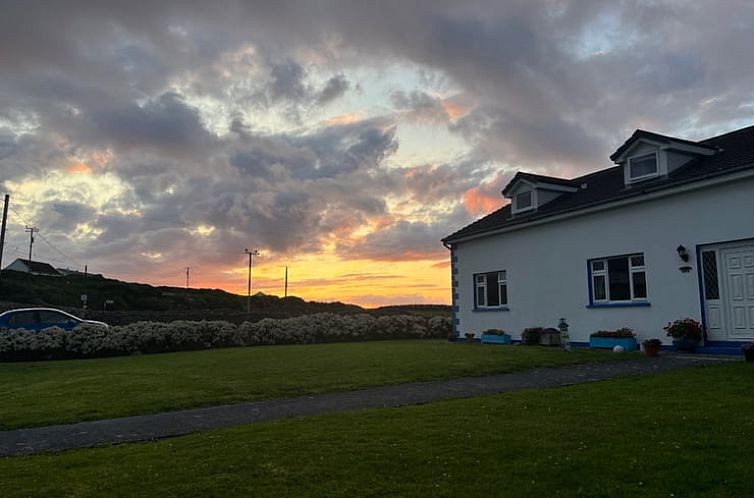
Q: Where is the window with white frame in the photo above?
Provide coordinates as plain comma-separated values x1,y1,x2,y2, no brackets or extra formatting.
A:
475,271,508,308
590,254,647,303
627,153,658,181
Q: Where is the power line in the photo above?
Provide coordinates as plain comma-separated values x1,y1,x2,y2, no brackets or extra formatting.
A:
9,205,84,269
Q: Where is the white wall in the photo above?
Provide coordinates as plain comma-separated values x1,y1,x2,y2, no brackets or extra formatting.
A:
453,177,754,344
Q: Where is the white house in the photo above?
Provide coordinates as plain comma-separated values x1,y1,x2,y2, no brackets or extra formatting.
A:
4,258,61,276
442,124,754,349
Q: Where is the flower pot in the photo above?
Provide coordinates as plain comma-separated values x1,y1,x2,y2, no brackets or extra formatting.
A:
672,337,700,353
589,336,638,351
643,345,660,357
481,334,512,345
742,344,754,362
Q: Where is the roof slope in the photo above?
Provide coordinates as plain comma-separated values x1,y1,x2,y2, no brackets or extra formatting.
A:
444,124,754,243
13,259,61,275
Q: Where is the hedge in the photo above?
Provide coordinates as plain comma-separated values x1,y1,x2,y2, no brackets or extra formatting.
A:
0,313,453,361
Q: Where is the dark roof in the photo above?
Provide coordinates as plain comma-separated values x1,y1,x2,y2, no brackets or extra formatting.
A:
609,129,717,161
444,124,754,243
15,259,60,275
501,171,576,195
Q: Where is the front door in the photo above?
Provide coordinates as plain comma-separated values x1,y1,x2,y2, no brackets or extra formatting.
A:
722,245,754,339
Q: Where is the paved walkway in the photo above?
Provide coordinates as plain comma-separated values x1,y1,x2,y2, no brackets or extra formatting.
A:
0,354,732,457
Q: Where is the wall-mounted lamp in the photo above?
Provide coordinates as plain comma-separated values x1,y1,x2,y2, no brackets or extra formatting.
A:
676,245,690,262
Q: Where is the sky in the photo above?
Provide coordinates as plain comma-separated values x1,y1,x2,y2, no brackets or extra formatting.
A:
2,1,754,307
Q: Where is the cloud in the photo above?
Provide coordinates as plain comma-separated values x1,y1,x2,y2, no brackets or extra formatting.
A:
3,0,754,302
317,74,350,104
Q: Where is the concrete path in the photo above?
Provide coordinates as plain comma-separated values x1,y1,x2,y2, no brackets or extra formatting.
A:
0,354,732,457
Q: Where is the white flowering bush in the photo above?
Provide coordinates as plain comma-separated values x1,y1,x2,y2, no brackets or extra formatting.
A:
0,314,452,361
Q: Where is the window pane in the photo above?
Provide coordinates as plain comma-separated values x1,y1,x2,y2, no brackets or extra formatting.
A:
499,284,508,305
498,270,507,282
632,271,647,299
486,271,500,306
630,255,644,267
476,275,485,284
9,311,37,325
476,284,486,306
516,191,532,209
702,251,720,300
629,154,657,178
608,257,631,300
593,275,607,301
592,260,605,272
38,311,71,324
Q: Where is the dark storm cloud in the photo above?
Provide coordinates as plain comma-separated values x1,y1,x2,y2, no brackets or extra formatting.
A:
3,0,754,276
316,74,350,105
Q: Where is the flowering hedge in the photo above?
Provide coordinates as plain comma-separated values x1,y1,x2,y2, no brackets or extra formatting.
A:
0,313,452,361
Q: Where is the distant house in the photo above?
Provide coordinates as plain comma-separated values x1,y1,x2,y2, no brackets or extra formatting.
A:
443,124,754,349
4,259,61,276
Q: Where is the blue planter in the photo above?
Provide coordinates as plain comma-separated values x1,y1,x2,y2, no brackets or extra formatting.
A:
481,334,512,345
589,336,638,351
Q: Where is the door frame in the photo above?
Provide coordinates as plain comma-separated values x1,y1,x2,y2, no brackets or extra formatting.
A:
697,237,754,342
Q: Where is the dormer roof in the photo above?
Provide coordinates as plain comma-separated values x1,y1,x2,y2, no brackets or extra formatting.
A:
609,129,718,162
501,172,577,196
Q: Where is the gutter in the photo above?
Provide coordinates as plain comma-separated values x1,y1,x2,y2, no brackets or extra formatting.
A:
444,165,754,245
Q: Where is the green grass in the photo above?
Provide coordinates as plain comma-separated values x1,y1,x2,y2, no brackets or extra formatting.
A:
0,341,626,430
2,362,752,497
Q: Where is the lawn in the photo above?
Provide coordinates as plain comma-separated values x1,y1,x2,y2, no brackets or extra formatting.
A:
0,340,626,429
2,362,752,497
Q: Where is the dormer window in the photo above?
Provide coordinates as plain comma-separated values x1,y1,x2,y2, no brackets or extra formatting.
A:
515,191,532,210
627,152,658,181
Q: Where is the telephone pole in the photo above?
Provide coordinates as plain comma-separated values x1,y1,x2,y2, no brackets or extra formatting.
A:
0,194,9,278
25,225,39,262
244,248,260,313
284,266,288,298
185,267,191,291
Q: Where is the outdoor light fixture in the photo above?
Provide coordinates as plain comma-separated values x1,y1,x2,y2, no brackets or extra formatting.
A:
676,245,690,262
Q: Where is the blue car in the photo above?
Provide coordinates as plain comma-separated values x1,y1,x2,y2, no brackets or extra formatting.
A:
0,308,108,331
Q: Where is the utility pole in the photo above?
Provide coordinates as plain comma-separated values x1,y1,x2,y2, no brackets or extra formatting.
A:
244,248,260,313
0,194,8,278
185,267,191,291
25,225,39,262
284,266,288,298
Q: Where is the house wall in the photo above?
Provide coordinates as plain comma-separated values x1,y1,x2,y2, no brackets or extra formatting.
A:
453,176,754,344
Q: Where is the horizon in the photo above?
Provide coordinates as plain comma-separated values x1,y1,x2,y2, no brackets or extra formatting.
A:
3,2,754,307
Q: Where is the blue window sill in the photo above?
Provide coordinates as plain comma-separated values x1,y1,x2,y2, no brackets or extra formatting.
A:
473,307,510,312
586,302,651,309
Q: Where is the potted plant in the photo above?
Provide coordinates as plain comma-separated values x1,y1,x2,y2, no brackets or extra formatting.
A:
539,327,561,346
664,318,703,352
742,343,754,362
521,327,542,345
642,338,662,357
481,329,512,345
589,328,638,351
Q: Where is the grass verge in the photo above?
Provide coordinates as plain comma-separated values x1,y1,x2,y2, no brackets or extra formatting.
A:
2,362,752,497
0,340,628,430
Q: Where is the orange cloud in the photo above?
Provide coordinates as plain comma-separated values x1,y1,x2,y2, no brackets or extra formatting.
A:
65,162,91,174
463,186,502,216
442,100,469,120
323,112,363,126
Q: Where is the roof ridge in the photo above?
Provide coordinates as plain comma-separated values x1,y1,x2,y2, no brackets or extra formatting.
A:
700,122,754,144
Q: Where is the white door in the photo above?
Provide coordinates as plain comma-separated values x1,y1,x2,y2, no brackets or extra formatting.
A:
722,246,754,339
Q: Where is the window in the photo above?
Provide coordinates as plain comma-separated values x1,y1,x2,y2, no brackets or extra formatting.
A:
8,311,38,325
590,253,647,303
515,191,532,210
38,310,73,325
701,250,720,300
474,271,508,308
628,153,658,180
